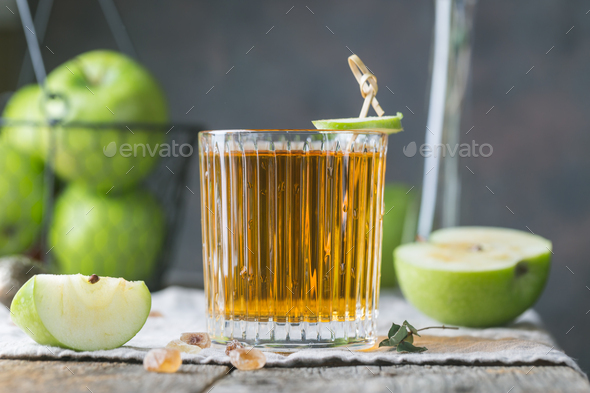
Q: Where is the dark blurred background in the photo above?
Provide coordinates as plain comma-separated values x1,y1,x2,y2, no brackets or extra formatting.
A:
1,0,589,372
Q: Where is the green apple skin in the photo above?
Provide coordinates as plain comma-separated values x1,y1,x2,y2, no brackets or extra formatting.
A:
49,185,165,281
312,112,404,134
1,84,47,159
9,276,61,347
0,143,45,255
395,245,551,327
10,274,151,351
380,183,417,288
44,50,168,192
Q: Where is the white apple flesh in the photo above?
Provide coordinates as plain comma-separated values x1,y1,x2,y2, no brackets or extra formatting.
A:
10,274,151,351
394,227,552,327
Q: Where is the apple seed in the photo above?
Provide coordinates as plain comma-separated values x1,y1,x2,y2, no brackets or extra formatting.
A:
469,244,483,252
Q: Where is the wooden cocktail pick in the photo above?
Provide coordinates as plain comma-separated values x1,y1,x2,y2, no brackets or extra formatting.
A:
348,55,385,118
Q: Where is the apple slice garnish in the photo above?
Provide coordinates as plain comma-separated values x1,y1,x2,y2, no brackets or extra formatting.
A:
394,227,552,327
10,274,151,351
312,112,403,133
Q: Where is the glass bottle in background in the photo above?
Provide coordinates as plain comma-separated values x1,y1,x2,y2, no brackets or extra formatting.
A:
381,0,476,287
418,0,477,239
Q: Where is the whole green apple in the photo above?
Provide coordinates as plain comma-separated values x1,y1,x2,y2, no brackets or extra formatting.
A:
49,184,166,281
1,84,47,159
0,143,45,255
380,183,418,288
394,226,551,327
10,274,151,351
44,50,168,192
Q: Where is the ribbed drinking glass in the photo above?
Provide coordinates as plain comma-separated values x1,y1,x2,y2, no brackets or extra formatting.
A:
199,130,388,350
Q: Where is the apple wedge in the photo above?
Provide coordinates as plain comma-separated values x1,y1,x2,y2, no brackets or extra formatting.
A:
394,227,552,327
312,112,403,134
10,274,151,351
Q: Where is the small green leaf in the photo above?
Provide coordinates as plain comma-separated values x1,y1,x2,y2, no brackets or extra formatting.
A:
396,341,427,353
379,338,392,347
403,320,421,337
388,323,401,339
390,325,408,346
382,320,455,353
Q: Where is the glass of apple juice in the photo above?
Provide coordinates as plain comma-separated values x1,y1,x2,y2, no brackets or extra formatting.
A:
199,129,387,350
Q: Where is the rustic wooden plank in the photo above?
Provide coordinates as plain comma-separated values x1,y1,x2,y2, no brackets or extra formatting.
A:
0,359,587,393
0,359,229,393
214,365,590,393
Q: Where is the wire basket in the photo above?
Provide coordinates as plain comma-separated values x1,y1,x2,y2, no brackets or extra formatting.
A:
0,0,203,289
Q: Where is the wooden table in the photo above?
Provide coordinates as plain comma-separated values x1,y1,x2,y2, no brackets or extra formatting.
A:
1,359,588,393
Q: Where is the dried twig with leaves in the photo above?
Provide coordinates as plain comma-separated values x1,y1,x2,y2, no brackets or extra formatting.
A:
379,321,458,353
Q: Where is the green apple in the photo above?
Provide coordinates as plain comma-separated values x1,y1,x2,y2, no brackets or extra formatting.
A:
10,274,151,351
43,50,168,192
49,185,166,281
1,84,47,159
0,143,45,255
394,227,551,327
312,112,403,134
380,183,418,288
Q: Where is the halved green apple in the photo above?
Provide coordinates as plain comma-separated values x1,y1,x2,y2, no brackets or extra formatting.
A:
10,274,151,351
394,227,552,327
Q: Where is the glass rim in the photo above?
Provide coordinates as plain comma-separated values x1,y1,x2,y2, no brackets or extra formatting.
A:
199,129,388,136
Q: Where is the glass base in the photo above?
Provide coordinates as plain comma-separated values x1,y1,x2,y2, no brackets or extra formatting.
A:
207,317,377,351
